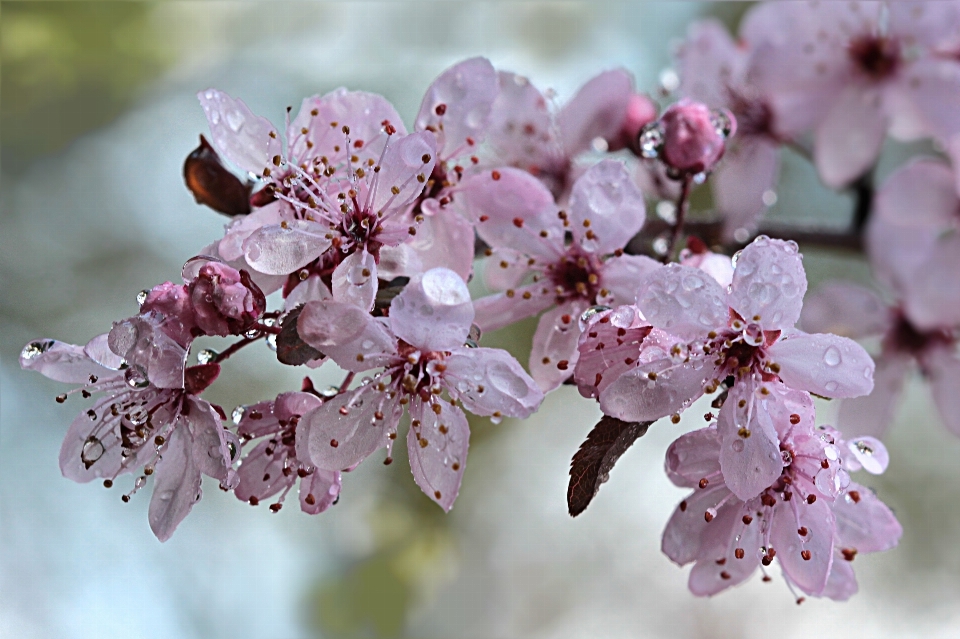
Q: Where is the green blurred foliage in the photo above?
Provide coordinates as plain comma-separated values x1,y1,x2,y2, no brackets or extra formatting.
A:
1,1,174,171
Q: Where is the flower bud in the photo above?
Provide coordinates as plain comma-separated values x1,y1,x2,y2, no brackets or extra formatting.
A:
659,99,734,175
189,262,266,336
140,281,198,347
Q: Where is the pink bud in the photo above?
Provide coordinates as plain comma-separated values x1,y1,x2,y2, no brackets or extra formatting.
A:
140,281,198,347
659,100,734,175
189,262,266,336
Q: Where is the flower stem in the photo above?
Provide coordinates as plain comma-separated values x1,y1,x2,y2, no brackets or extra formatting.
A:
339,371,355,392
663,175,693,263
213,335,263,364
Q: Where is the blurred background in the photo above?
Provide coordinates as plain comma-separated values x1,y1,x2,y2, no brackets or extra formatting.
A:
3,2,960,638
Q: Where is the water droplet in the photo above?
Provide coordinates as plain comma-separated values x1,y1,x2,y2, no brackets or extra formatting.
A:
655,200,676,223
730,249,743,268
824,381,839,393
762,190,778,207
638,122,664,159
732,439,745,453
124,366,150,389
320,386,340,399
652,236,670,256
743,323,764,346
692,172,707,185
21,340,53,361
823,346,841,367
157,490,174,502
659,68,680,93
198,349,218,365
208,443,225,459
579,305,611,330
710,108,734,137
265,333,278,352
781,450,793,466
80,436,105,469
468,324,482,343
225,109,244,132
231,405,246,425
137,290,149,306
848,436,888,474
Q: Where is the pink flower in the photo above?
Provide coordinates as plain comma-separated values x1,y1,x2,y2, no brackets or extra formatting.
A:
741,0,960,188
676,19,783,240
596,236,874,499
234,392,341,514
198,88,437,310
662,388,901,600
487,68,638,200
294,268,543,510
20,325,238,542
462,160,653,391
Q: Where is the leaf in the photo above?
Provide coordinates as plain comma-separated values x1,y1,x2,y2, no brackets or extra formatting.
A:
183,134,252,217
567,415,652,517
371,276,410,317
276,305,323,366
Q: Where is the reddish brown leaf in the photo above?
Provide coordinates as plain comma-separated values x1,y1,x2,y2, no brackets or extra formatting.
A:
183,135,253,217
276,305,323,366
567,416,652,517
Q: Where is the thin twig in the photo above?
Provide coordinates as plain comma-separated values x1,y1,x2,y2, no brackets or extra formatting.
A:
663,175,693,263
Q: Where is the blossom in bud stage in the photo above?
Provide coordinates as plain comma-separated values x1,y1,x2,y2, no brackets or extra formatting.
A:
189,261,266,336
487,68,637,200
234,392,340,514
19,325,238,542
294,268,543,511
596,236,875,500
462,160,653,391
741,1,960,188
662,391,901,600
676,19,783,240
656,99,735,176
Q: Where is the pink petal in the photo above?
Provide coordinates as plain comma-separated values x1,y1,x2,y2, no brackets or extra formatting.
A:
821,557,858,602
406,207,476,281
814,85,887,188
664,427,722,489
887,58,960,142
298,300,397,372
299,469,341,515
407,399,470,511
599,346,709,422
472,282,555,333
389,268,474,352
186,398,237,488
681,250,735,288
20,338,114,384
242,220,332,275
487,71,555,171
677,19,742,108
108,314,186,389
59,395,148,482
460,167,562,259
443,347,544,419
728,236,807,330
148,425,202,542
234,439,291,503
904,231,960,331
834,481,903,553
416,57,498,160
567,159,646,255
661,484,731,566
688,500,763,596
287,89,404,166
926,347,960,437
771,496,835,596
331,250,378,311
713,137,780,242
299,385,402,472
529,301,588,392
836,353,910,439
717,382,784,501
217,203,284,261
769,331,875,398
799,282,891,338
558,69,633,157
598,254,660,306
573,306,652,399
284,274,332,311
370,131,437,215
197,89,281,176
482,248,533,292
635,263,727,341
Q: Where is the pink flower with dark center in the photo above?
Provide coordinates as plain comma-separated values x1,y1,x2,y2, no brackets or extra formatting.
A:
461,160,653,391
294,268,543,511
486,68,640,200
20,324,238,542
596,236,874,500
234,392,340,514
198,88,436,309
741,1,960,188
662,385,901,601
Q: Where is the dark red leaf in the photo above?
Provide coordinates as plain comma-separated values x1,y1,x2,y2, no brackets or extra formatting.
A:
183,135,253,217
276,305,323,366
567,416,652,517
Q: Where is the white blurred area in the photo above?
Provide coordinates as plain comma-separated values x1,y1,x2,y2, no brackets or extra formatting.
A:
3,3,960,638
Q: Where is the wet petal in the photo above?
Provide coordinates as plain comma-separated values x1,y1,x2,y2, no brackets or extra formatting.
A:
20,338,113,384
529,301,588,392
769,332,875,398
371,131,437,215
728,236,807,330
664,427,722,489
573,306,652,399
714,137,780,242
389,268,474,352
416,57,498,160
771,496,834,596
406,208,476,281
836,353,910,438
148,425,202,542
821,557,858,602
299,469,342,515
234,439,292,503
717,382,783,501
598,254,660,306
472,283,555,333
834,482,903,553
635,263,727,341
197,89,281,176
661,484,731,566
482,248,532,292
186,398,236,487
298,300,398,372
284,274,332,311
568,159,646,255
487,71,555,171
243,220,332,276
444,347,543,419
688,499,762,596
599,349,709,422
407,399,470,512
558,68,633,157
108,314,186,389
331,250,378,311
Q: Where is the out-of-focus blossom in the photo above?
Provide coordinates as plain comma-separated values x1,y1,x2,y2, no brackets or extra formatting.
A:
659,100,734,175
742,0,960,188
234,392,341,514
463,160,652,391
594,237,874,499
295,268,542,511
662,394,901,600
20,325,238,542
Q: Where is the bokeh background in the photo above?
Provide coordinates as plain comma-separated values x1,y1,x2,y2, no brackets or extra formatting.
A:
3,2,960,638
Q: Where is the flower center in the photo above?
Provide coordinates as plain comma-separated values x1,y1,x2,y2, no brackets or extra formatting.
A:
848,35,901,79
886,314,953,354
549,248,602,302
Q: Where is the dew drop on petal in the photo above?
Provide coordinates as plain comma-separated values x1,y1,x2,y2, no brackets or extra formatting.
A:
731,439,745,453
823,346,841,367
124,366,150,389
848,436,889,474
824,381,839,393
137,290,149,306
265,333,278,352
579,305,611,331
81,436,105,469
638,122,665,158
157,490,174,502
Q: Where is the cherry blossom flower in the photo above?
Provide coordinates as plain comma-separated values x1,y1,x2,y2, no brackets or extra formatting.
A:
462,160,652,391
741,0,960,188
294,268,543,510
20,321,238,542
676,19,783,240
198,87,437,309
662,387,901,600
486,68,641,200
597,236,875,499
234,392,341,514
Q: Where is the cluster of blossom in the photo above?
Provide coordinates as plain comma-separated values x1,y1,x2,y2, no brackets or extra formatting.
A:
22,0,960,604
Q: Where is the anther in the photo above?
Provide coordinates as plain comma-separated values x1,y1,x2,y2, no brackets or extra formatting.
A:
698,478,709,489
807,494,817,504
735,548,745,559
801,550,812,561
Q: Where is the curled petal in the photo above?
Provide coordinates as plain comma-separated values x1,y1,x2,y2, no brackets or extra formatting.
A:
728,236,807,330
664,427,722,489
331,250,378,311
242,220,332,276
389,268,474,352
769,332,875,399
444,347,544,419
635,263,727,341
573,306,652,399
298,300,398,372
299,469,342,515
108,314,186,389
187,398,237,488
416,57,498,160
197,89,281,175
568,159,646,255
407,399,470,512
21,338,114,384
